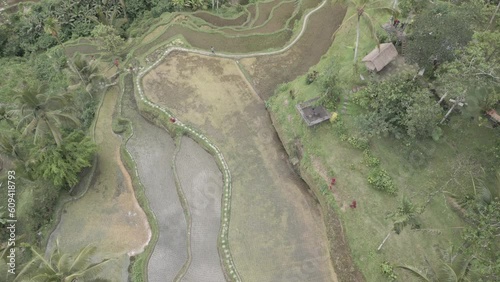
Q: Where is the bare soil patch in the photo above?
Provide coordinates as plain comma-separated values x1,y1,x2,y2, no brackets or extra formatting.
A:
142,52,337,281
240,1,346,100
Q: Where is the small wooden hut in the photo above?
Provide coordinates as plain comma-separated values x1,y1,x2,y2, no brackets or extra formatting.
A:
296,97,331,126
362,43,398,72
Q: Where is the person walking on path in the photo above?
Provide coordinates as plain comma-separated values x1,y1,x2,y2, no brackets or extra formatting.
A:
211,46,215,54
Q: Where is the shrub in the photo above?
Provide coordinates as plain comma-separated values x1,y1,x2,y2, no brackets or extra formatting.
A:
380,261,397,281
368,168,397,195
363,149,380,167
347,136,369,150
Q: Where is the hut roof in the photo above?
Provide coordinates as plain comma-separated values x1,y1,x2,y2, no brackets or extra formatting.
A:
487,109,500,123
296,97,331,126
362,43,398,72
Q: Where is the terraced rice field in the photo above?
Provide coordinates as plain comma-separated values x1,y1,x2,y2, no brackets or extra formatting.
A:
120,78,188,282
142,52,337,281
48,0,354,280
221,1,296,35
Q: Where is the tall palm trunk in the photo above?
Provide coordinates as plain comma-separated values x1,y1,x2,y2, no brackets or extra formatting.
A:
354,14,361,64
489,1,500,29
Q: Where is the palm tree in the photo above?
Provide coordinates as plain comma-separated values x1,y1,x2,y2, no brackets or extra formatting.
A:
0,104,15,128
44,17,61,44
397,245,475,281
15,242,111,282
378,196,421,250
12,84,80,147
67,53,103,99
338,0,396,64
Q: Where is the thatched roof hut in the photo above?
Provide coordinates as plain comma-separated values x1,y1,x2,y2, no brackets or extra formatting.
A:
362,43,398,72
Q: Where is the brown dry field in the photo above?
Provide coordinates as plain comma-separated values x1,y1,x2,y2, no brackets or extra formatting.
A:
142,52,337,282
47,88,151,281
240,1,347,100
251,0,281,27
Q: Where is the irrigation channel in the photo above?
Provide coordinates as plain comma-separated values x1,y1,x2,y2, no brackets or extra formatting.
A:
47,0,348,280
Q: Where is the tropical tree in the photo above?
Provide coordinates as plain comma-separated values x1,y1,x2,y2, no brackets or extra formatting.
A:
171,0,186,11
90,24,125,55
352,71,442,139
67,53,103,99
378,196,422,250
43,17,61,44
439,30,500,94
0,104,14,128
12,84,79,146
15,241,111,282
397,245,475,282
405,3,473,71
339,0,397,64
27,130,96,188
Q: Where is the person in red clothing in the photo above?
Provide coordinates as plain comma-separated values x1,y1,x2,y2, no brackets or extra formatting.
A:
169,117,176,123
350,200,357,209
114,58,119,69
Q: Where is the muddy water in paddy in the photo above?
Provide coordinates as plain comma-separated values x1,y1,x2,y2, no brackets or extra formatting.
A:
47,89,151,281
176,137,225,281
143,52,337,282
121,76,188,282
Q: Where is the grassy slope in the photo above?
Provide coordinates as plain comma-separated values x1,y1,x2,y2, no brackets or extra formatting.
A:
268,4,498,281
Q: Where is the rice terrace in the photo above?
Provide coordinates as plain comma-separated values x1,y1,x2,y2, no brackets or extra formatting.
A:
0,0,498,281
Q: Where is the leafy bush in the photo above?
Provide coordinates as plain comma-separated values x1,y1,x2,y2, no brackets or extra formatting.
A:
306,70,318,84
347,136,369,150
380,261,397,281
368,168,397,195
363,149,380,167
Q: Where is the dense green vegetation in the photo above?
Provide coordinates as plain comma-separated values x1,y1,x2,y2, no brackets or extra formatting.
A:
269,0,499,280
